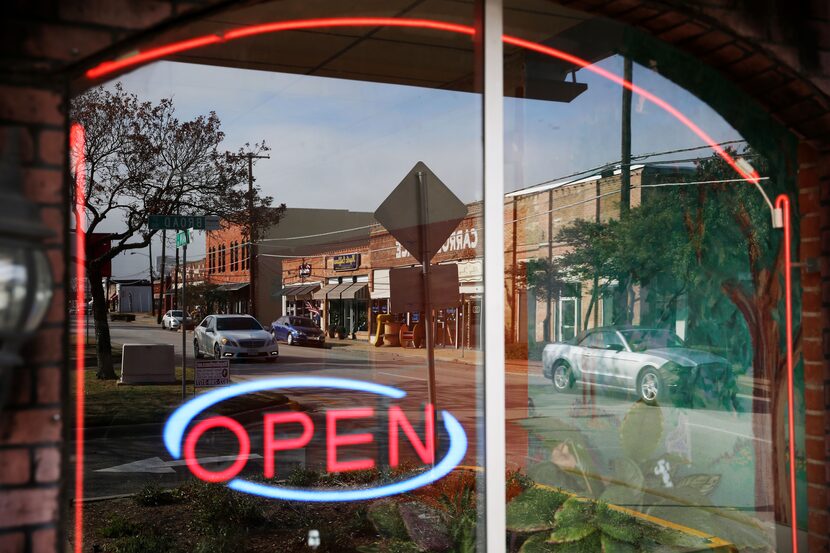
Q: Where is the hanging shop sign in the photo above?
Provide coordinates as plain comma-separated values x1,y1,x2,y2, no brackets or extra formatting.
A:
163,377,467,501
332,253,361,271
299,263,312,278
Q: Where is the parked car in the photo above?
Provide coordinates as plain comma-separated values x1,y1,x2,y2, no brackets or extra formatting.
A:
271,316,326,346
161,310,186,330
193,314,279,361
542,326,735,406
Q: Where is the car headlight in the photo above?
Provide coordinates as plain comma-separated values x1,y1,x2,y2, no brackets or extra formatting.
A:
220,337,238,347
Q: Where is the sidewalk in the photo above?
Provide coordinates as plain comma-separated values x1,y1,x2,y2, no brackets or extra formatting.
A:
324,337,543,376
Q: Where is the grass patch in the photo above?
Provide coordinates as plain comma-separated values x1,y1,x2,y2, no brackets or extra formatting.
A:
73,367,293,428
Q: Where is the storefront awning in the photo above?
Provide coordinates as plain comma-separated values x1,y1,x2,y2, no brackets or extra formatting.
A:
338,282,369,299
278,282,321,299
214,282,249,292
312,283,338,300
312,282,369,300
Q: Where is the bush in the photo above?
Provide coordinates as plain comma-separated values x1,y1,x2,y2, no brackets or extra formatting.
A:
113,531,177,553
187,482,266,533
134,484,181,506
101,514,140,538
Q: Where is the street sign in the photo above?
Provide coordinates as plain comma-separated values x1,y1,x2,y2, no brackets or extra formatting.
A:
389,264,460,313
149,214,220,231
176,229,192,248
195,360,230,387
374,161,467,265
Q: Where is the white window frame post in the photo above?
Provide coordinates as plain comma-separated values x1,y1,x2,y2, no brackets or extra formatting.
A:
483,0,506,550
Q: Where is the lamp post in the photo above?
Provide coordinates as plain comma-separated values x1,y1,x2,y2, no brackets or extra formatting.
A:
0,130,54,411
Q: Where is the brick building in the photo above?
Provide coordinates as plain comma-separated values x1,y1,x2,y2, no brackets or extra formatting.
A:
2,1,830,552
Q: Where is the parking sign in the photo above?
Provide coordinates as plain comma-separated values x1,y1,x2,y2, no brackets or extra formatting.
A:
195,360,230,387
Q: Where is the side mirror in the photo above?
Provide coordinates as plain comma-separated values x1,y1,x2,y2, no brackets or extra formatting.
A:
607,343,625,352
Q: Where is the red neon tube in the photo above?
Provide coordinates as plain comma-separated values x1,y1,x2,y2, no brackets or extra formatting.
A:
70,122,86,553
775,194,798,553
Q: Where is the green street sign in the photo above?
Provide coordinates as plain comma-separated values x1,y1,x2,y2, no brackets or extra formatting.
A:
176,229,192,248
149,214,220,231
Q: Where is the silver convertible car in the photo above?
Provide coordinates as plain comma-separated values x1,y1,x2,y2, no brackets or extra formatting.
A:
542,326,733,406
193,314,279,361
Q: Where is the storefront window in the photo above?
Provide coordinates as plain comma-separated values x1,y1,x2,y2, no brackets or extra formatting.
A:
502,5,801,553
70,2,485,552
67,2,803,552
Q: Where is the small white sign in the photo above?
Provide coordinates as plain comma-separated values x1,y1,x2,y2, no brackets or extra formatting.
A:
195,360,230,387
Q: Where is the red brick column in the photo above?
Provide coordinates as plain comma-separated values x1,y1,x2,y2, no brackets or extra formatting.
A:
803,141,830,553
0,85,67,553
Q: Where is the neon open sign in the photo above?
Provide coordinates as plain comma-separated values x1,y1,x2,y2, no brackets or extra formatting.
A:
163,377,467,501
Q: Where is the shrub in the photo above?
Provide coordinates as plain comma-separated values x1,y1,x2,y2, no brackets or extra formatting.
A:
100,514,140,538
133,483,181,506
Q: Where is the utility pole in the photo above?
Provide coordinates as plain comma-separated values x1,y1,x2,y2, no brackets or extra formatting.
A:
620,56,632,218
246,152,269,318
615,55,633,325
157,231,166,323
148,239,155,316
174,245,179,310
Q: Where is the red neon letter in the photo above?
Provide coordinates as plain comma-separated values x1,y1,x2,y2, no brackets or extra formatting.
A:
263,412,314,478
184,416,250,483
389,404,435,467
326,408,375,472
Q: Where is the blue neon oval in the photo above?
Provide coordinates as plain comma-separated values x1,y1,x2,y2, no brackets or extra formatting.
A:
163,376,469,501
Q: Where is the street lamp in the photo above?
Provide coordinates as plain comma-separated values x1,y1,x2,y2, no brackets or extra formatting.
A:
0,130,54,410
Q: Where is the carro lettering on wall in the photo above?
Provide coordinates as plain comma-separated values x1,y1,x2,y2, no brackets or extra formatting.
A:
163,377,467,501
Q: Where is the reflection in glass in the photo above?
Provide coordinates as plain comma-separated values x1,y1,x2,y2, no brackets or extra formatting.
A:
503,5,799,553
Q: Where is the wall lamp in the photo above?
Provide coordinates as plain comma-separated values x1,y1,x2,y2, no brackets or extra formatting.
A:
0,130,54,410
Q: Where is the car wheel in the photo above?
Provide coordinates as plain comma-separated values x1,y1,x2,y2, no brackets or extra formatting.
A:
194,339,202,359
287,334,294,346
638,367,662,405
551,361,573,393
213,344,222,360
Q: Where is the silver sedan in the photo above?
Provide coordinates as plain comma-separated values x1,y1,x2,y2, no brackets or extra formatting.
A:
193,314,279,361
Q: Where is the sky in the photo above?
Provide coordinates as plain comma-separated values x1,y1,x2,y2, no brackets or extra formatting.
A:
97,55,743,279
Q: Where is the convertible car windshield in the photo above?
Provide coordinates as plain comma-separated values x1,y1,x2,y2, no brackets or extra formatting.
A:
620,329,684,352
289,317,317,328
216,317,264,331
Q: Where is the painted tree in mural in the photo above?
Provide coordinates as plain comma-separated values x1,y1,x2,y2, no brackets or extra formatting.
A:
556,148,798,523
70,84,284,379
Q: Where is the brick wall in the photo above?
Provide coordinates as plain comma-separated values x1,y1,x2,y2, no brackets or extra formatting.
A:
0,87,66,553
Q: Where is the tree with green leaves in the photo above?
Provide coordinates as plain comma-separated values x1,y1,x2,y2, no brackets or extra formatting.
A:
70,84,285,379
555,148,797,521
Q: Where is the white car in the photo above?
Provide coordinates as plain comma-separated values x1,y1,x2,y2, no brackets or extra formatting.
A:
161,310,185,330
193,314,279,361
542,326,734,406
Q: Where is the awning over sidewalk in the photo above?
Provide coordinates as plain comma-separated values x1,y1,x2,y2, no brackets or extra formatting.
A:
338,282,369,299
313,282,369,300
278,282,321,300
312,283,338,300
214,282,249,292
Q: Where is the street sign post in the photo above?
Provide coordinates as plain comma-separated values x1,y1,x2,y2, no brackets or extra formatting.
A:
374,162,467,447
148,214,221,231
176,229,192,248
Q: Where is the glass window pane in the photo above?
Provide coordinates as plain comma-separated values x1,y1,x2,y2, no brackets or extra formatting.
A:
503,5,801,553
69,2,485,551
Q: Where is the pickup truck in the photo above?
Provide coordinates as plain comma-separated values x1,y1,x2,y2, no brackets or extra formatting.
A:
542,326,733,406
